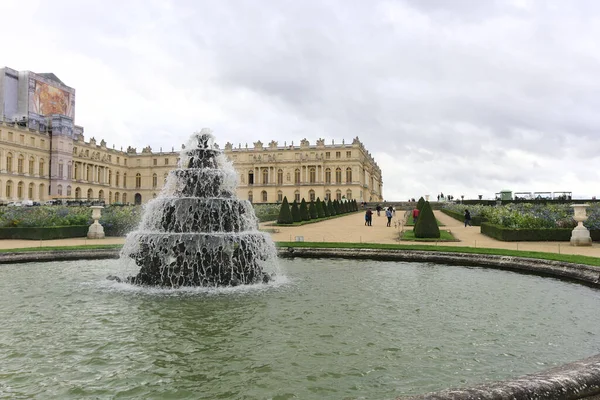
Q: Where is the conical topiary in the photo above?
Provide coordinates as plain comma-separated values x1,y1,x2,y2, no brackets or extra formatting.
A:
291,200,301,222
277,196,293,224
414,201,440,238
323,199,331,217
417,197,425,211
299,198,310,221
328,199,336,216
333,200,340,215
309,201,317,219
316,197,325,218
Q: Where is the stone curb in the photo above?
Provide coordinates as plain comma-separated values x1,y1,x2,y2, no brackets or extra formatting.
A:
0,249,120,264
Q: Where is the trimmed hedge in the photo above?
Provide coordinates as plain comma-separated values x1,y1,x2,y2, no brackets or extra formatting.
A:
441,208,486,226
0,225,89,240
481,222,584,241
277,197,293,224
414,201,440,238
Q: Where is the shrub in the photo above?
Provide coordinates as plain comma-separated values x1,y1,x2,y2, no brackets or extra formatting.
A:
414,201,440,238
323,200,331,217
481,222,573,241
328,200,336,216
277,197,293,224
253,203,280,222
299,199,310,221
291,201,301,222
309,201,317,219
333,200,340,214
417,197,425,211
316,198,325,218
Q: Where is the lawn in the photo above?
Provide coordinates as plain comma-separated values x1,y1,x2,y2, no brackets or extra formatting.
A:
400,229,457,241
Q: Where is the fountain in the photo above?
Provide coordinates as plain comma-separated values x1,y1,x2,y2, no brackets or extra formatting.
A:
121,129,277,287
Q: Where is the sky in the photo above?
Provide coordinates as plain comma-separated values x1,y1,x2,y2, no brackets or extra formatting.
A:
2,0,600,201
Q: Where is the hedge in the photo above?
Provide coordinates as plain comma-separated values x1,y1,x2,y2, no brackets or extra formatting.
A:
480,222,600,242
441,208,486,226
0,226,89,240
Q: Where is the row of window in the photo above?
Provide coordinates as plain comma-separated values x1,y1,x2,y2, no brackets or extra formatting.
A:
248,189,353,203
247,167,354,185
1,181,45,200
73,146,177,168
1,132,46,148
4,153,46,176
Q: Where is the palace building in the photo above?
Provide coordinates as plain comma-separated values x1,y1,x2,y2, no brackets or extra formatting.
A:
0,67,383,205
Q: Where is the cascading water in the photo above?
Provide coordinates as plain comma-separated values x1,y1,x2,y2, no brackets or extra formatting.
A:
120,129,277,287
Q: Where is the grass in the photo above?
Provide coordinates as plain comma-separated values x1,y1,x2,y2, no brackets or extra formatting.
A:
0,244,123,253
275,241,600,267
1,241,599,268
400,230,457,241
405,215,444,226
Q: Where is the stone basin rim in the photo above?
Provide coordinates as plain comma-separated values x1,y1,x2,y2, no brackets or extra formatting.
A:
1,246,599,399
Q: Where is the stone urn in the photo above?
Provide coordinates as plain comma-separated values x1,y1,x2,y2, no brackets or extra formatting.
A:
87,206,105,239
570,204,591,246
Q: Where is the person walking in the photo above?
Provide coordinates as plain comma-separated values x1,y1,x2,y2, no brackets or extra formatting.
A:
365,208,373,226
385,207,393,227
464,209,472,227
412,207,420,225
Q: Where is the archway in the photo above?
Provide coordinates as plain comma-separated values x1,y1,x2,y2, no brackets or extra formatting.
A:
134,193,142,205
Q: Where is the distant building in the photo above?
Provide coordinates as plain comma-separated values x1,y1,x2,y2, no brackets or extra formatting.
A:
0,67,383,204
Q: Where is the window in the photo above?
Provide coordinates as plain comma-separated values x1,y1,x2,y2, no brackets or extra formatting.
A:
99,190,104,200
165,158,169,165
346,151,351,158
153,158,157,166
116,157,120,164
74,163,79,179
6,181,12,198
325,168,331,184
294,169,300,184
86,165,91,181
124,159,127,166
39,159,45,176
335,168,342,184
346,190,352,200
262,190,267,202
58,162,64,179
87,188,93,200
17,181,24,199
108,170,112,185
116,172,120,187
122,193,127,204
309,190,315,202
336,151,341,159
28,183,34,199
67,186,72,196
135,173,141,189
67,164,72,179
75,187,81,199
17,155,24,173
336,190,342,201
6,153,12,173
152,173,157,188
325,152,330,159
123,173,127,188
277,191,283,202
309,167,316,183
346,167,352,183
97,165,102,181
29,157,34,174
58,185,63,196
248,191,253,202
294,191,300,203
277,169,283,185
248,171,254,185
30,137,35,146
325,190,331,201
262,169,268,184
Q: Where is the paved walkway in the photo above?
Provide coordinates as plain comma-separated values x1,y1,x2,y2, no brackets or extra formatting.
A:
0,211,599,258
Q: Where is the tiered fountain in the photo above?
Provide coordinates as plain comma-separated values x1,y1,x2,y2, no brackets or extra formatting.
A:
121,129,277,287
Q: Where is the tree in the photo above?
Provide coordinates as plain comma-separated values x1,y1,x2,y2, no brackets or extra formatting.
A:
277,196,293,224
323,199,331,217
299,198,310,221
414,201,440,238
328,199,336,216
309,201,317,219
333,199,340,215
291,201,301,222
417,197,425,211
316,197,325,218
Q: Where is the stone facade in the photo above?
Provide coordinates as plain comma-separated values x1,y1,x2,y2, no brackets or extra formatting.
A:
0,67,383,204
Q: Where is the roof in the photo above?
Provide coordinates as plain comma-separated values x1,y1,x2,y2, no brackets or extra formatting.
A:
37,72,66,86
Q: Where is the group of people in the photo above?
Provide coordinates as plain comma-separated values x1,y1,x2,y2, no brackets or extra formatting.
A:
365,205,395,227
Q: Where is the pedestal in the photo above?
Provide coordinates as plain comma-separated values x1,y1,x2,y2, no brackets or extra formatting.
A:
570,225,591,246
87,221,105,239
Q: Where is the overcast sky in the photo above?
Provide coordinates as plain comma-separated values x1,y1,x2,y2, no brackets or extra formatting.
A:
3,0,600,200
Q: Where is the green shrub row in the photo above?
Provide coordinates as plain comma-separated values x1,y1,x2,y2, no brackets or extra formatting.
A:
480,222,600,242
0,226,89,240
441,209,486,226
277,197,358,224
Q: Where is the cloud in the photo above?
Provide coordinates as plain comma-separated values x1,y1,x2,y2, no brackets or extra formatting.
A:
3,0,600,199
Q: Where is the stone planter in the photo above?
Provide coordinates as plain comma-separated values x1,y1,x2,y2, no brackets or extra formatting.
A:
571,204,591,246
87,206,105,239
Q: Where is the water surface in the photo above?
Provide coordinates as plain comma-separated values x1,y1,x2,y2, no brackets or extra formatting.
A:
1,258,599,399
